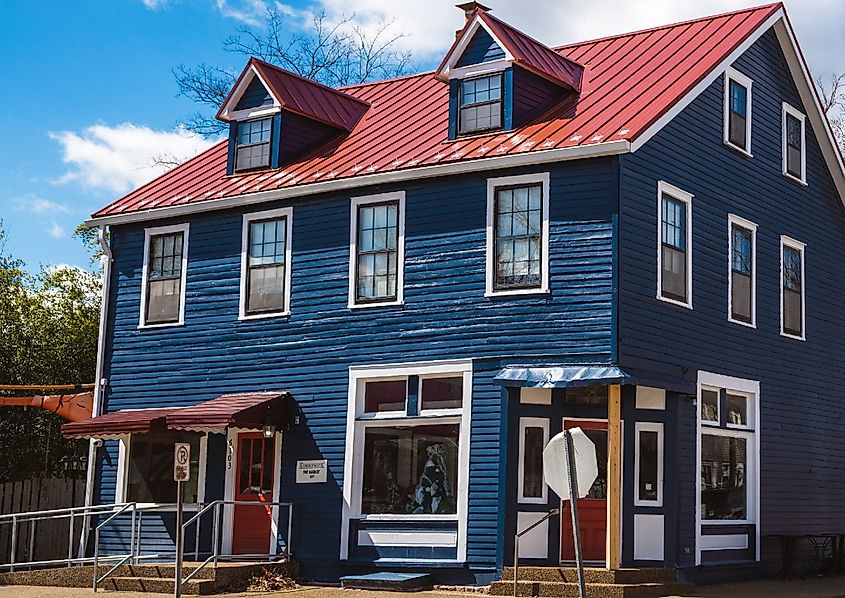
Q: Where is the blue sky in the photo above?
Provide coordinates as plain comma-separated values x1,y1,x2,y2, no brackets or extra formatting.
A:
1,0,842,272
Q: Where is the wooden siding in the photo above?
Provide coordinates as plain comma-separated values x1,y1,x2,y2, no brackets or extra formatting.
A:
619,27,845,572
278,111,340,165
97,159,617,581
235,77,273,111
512,67,564,128
455,27,506,67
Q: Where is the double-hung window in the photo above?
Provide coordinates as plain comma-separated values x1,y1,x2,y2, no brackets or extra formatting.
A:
459,74,502,135
781,236,805,339
240,208,293,318
724,68,752,155
140,224,189,327
782,103,806,184
657,182,693,307
728,215,756,326
486,173,550,296
349,192,405,307
236,118,272,171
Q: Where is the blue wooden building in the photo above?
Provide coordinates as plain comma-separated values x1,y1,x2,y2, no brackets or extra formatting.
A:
65,1,845,589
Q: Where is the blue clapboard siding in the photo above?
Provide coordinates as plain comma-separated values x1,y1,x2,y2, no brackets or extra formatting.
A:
278,111,340,165
512,67,564,128
619,27,845,574
98,159,617,582
455,27,506,67
234,77,273,111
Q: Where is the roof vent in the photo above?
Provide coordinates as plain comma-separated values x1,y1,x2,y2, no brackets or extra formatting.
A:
456,1,491,20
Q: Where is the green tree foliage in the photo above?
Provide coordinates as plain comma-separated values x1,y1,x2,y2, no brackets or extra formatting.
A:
0,224,101,481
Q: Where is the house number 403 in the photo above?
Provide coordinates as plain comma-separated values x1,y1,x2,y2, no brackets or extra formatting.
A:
227,438,234,470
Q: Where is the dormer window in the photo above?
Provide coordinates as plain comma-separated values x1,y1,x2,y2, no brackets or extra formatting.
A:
236,118,272,171
459,74,503,135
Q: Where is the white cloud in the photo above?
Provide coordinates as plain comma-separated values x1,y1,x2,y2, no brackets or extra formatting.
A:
48,222,66,239
50,123,217,195
216,0,269,26
12,194,71,215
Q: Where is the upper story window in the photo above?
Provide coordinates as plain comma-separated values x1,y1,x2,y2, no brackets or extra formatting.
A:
657,181,693,308
781,236,805,340
236,118,272,171
782,103,807,184
724,68,752,155
240,208,293,319
486,173,550,296
140,224,189,328
459,74,503,135
349,192,405,308
728,215,757,327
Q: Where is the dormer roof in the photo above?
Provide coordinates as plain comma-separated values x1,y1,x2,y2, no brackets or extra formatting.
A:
436,8,584,92
217,57,370,132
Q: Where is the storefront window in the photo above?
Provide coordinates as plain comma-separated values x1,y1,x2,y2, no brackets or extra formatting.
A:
361,424,459,515
126,433,200,503
701,435,746,520
364,380,406,413
420,377,463,411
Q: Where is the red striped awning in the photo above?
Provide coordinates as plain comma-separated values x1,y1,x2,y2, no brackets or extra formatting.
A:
62,392,289,439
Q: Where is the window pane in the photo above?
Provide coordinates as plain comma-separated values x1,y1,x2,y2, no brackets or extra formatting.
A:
127,433,200,503
701,435,746,520
522,426,545,499
356,202,399,302
236,142,271,170
363,380,406,413
582,429,607,499
731,225,752,323
728,80,748,149
786,114,802,177
701,389,719,423
420,377,463,411
459,101,502,134
638,430,659,502
150,233,183,278
662,195,686,250
247,265,285,313
783,246,802,336
661,245,686,301
494,185,542,290
731,271,752,323
361,424,459,515
146,278,182,324
726,394,747,426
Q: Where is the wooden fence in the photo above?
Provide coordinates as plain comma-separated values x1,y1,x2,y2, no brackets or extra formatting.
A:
0,478,86,565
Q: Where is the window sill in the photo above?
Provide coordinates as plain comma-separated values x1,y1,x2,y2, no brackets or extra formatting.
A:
656,294,692,310
782,172,808,186
780,331,806,341
518,496,548,505
633,500,664,508
353,514,459,522
348,300,405,310
728,317,756,329
485,288,550,298
701,519,755,527
239,311,291,321
138,321,185,330
723,141,752,158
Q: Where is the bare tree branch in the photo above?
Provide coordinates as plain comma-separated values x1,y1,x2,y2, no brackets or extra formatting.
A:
176,7,413,139
815,72,845,153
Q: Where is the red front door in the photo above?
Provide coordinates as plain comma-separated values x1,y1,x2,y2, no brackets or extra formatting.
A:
232,432,276,555
560,419,608,563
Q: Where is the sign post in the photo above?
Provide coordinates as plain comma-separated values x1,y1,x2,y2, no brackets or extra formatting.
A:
173,442,191,598
542,428,598,598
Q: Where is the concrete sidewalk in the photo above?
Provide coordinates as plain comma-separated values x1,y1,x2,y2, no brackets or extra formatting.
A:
1,578,844,598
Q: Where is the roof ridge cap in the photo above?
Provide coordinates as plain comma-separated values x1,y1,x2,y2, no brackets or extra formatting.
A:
553,2,782,51
249,57,371,107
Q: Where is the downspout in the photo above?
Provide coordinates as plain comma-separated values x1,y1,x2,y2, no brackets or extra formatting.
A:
78,225,113,558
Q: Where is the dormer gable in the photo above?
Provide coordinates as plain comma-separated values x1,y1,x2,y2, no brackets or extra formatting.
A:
436,3,584,139
217,58,370,174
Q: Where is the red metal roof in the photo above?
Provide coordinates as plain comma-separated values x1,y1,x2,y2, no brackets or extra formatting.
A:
62,392,289,438
92,3,782,220
217,57,370,132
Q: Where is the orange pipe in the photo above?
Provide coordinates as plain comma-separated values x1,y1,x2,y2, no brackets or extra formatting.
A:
0,392,93,422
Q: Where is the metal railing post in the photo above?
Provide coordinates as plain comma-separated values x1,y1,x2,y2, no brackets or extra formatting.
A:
212,502,220,568
67,512,75,566
10,516,17,572
194,503,202,562
92,527,100,591
286,504,293,559
28,520,36,564
129,508,137,566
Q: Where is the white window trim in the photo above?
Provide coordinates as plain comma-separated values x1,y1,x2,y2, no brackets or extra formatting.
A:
116,433,208,508
727,214,757,328
518,417,549,505
723,67,753,157
340,359,473,562
780,235,806,341
418,373,466,417
139,223,189,329
239,207,294,320
695,372,760,566
782,102,808,185
656,181,693,309
700,385,721,427
725,390,755,431
438,16,514,81
348,191,406,309
485,172,551,297
634,422,664,507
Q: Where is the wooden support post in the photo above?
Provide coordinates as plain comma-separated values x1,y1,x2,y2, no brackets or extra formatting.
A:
606,384,622,570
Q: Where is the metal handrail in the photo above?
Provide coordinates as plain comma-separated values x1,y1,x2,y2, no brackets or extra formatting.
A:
178,500,294,593
512,508,560,597
93,502,137,590
0,503,133,573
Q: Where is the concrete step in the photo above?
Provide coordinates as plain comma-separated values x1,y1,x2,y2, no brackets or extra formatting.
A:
340,572,433,591
490,580,695,598
99,576,216,595
502,567,678,584
112,563,216,580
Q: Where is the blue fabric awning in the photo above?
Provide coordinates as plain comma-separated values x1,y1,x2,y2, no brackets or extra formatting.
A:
494,365,696,393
